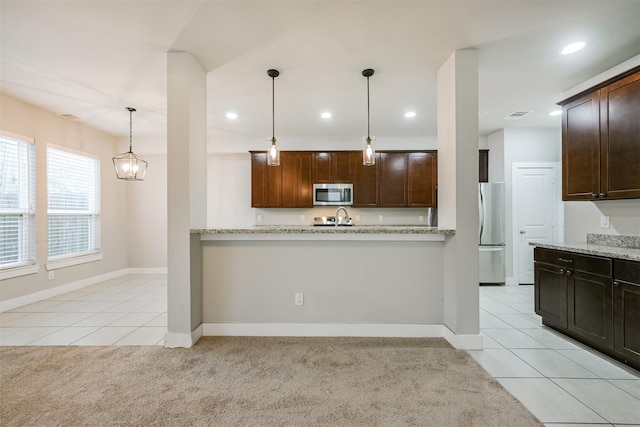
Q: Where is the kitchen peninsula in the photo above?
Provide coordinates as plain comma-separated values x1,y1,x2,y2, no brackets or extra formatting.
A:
193,226,457,338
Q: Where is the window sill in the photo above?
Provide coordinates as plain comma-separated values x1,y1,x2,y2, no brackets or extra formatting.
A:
46,252,103,271
0,264,41,280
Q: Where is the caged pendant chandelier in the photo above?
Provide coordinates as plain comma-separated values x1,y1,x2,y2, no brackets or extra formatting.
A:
113,107,148,180
267,69,280,166
362,68,376,166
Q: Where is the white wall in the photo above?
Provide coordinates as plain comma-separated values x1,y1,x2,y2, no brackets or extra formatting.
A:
488,128,562,282
202,240,444,324
127,154,167,268
0,95,128,302
564,200,640,242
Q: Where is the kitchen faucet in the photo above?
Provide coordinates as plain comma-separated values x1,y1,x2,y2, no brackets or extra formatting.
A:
335,206,350,226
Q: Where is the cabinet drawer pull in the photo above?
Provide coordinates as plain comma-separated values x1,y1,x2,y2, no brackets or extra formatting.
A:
557,257,573,264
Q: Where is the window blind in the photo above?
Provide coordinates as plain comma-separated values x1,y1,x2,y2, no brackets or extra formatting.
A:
0,133,36,268
47,146,100,260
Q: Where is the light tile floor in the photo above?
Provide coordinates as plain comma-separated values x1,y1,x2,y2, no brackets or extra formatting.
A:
0,274,166,346
1,275,638,426
471,284,640,427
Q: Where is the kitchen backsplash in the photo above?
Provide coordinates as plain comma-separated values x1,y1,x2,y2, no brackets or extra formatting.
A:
587,233,640,249
254,207,437,227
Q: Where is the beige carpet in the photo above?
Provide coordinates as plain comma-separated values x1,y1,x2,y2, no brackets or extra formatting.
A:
1,337,541,426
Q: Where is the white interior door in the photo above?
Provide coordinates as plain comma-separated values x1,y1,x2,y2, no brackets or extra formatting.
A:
513,164,558,284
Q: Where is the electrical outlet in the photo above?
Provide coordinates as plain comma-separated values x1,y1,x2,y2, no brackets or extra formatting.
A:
419,216,424,222
355,215,361,221
378,215,384,222
600,215,610,228
257,215,262,223
48,271,55,280
294,293,304,306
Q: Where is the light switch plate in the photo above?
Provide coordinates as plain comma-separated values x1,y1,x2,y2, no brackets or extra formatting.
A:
600,215,610,228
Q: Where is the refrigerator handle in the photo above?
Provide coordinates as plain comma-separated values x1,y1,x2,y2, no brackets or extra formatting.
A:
479,185,485,242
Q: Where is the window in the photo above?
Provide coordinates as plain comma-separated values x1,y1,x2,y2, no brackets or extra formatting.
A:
0,132,36,269
47,146,100,260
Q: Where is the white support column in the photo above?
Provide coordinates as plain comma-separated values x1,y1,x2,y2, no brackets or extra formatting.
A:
437,50,481,348
165,52,207,348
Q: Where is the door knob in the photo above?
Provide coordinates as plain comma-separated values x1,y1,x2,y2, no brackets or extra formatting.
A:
519,230,526,234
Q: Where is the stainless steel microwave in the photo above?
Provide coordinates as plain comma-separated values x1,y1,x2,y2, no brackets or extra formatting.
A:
313,183,353,206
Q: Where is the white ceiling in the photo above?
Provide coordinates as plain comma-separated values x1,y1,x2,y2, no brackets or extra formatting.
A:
1,1,639,153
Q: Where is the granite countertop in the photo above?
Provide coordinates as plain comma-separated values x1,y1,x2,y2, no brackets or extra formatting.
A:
530,234,640,262
192,226,455,235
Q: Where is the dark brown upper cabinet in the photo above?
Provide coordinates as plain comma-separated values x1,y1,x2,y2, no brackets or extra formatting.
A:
379,152,408,207
353,154,379,207
312,152,355,183
560,68,640,201
378,151,437,208
479,149,489,183
408,152,437,207
250,151,312,208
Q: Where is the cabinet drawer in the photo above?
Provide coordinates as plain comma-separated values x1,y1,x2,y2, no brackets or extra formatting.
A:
614,259,640,285
534,248,611,276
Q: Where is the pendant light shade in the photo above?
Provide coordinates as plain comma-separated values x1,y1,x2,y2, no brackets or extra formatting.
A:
113,107,147,180
267,69,280,166
362,68,376,166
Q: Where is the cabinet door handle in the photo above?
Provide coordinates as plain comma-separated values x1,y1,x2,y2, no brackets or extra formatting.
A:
559,268,565,274
599,193,607,198
557,257,573,264
565,269,572,276
613,280,620,287
591,193,599,198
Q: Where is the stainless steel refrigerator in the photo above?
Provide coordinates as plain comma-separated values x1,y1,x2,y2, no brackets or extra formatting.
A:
479,182,506,284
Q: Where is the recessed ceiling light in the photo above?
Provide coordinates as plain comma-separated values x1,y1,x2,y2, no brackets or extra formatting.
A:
225,112,238,119
404,111,416,118
560,42,586,55
549,109,562,117
321,112,332,119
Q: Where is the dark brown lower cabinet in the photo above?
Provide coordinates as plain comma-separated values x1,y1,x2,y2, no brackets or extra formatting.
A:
613,259,640,366
534,262,568,329
567,270,613,349
534,247,639,370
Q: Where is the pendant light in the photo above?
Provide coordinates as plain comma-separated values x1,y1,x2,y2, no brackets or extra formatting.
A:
267,69,280,166
362,68,376,166
112,107,148,180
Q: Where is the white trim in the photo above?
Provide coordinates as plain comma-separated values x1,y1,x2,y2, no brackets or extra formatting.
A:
0,264,40,280
442,327,484,350
0,129,34,144
46,252,103,271
164,324,203,348
128,267,167,274
0,268,128,312
202,323,483,349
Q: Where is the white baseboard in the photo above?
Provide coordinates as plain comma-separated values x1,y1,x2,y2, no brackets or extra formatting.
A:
442,327,484,350
0,268,129,312
128,267,167,274
0,267,167,312
202,323,483,350
164,324,203,348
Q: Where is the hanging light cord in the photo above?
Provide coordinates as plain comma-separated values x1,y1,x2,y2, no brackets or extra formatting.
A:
129,109,133,152
366,75,370,140
271,75,275,142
